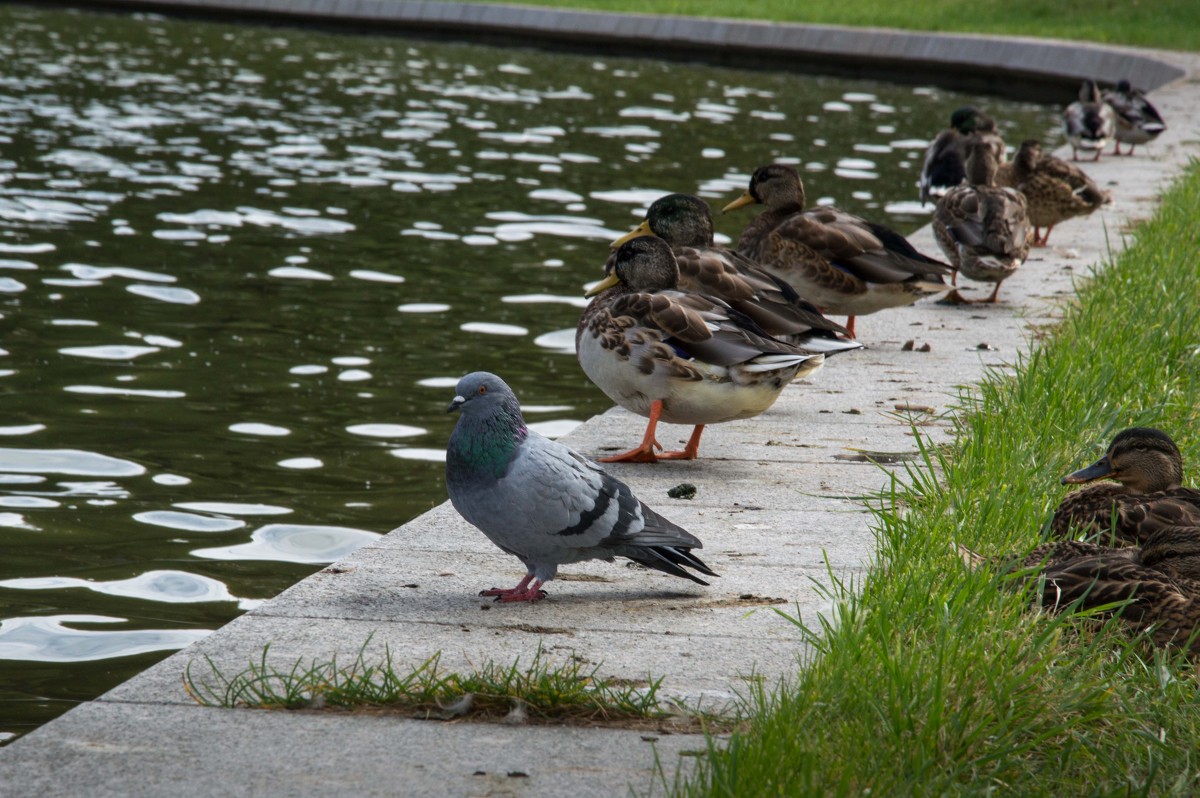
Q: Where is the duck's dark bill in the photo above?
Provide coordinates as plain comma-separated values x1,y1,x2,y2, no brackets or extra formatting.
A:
1061,456,1115,485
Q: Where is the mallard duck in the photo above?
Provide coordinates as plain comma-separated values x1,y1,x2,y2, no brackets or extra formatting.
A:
1052,427,1200,545
918,108,1006,205
1063,80,1117,162
933,135,1030,304
722,164,951,338
610,193,862,358
576,235,825,463
1101,80,1167,156
918,107,1002,205
965,526,1200,652
1002,139,1110,247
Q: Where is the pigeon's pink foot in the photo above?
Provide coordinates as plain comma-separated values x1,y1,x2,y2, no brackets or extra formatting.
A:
480,575,547,602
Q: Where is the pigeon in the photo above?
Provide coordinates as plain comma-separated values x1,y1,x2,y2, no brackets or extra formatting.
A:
445,371,717,602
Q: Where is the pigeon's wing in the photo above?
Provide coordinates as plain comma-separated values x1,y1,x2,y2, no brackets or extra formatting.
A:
509,435,717,584
512,436,704,547
507,434,649,548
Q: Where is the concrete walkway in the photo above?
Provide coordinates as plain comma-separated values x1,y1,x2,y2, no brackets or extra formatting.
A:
4,4,1200,796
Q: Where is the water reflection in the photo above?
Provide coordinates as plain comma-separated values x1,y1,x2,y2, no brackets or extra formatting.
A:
0,571,259,610
0,3,1060,739
192,524,382,564
0,616,210,663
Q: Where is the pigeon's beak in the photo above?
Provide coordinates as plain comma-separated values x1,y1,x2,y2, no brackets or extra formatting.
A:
447,395,466,413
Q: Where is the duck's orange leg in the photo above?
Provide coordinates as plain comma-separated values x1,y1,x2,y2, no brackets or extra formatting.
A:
657,425,705,461
599,400,667,463
599,403,705,463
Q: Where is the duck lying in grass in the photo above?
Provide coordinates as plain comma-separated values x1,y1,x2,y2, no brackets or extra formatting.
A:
1052,427,1200,545
576,236,828,463
961,525,1200,653
1102,79,1167,156
722,163,951,338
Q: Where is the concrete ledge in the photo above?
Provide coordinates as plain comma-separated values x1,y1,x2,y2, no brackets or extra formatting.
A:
66,0,1185,99
3,5,1200,796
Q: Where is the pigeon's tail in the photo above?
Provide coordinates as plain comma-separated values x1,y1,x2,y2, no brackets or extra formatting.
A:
618,544,718,586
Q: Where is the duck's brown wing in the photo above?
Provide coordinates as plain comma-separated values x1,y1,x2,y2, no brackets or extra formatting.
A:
1035,157,1110,206
611,290,804,367
1052,486,1200,546
788,207,950,284
672,245,848,337
1040,555,1200,650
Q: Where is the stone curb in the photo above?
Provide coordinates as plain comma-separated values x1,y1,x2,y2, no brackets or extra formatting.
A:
73,0,1183,99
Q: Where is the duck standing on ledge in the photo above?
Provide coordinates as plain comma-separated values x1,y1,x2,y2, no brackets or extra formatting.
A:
722,164,950,338
918,106,1004,205
933,135,1030,304
577,236,825,463
1064,79,1117,161
1001,139,1110,247
1102,79,1167,156
610,192,861,355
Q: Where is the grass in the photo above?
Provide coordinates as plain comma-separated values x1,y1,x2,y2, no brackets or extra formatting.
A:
669,164,1200,795
183,638,718,730
460,0,1200,51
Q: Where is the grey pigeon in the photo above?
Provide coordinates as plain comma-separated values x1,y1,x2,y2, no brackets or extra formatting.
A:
445,371,717,602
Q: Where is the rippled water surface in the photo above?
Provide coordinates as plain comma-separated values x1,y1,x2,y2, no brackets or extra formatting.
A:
0,5,1061,740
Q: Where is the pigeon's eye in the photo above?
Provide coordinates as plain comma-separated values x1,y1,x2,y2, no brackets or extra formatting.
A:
478,385,488,395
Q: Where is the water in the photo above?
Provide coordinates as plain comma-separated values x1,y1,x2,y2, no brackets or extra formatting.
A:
0,4,1061,741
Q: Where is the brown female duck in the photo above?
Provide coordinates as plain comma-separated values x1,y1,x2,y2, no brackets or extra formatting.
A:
722,164,951,337
960,525,1200,652
933,135,1030,304
1052,427,1200,545
998,139,1110,247
974,526,1200,652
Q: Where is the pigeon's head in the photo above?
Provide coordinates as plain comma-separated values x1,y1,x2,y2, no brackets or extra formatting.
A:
447,371,520,417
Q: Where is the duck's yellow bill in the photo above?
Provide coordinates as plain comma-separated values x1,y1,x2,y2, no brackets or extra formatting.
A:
584,272,622,298
610,220,653,250
721,191,757,214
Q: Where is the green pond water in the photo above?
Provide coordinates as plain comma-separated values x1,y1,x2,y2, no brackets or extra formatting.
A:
0,3,1061,740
